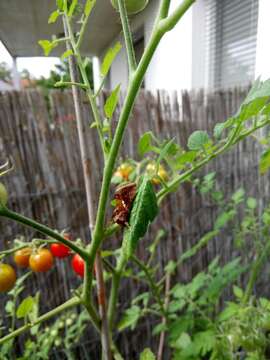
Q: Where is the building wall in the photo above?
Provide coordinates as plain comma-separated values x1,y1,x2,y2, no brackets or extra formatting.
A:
94,0,194,92
93,0,269,93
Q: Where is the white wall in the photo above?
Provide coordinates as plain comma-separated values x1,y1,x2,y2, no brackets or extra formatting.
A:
96,0,194,92
255,0,270,80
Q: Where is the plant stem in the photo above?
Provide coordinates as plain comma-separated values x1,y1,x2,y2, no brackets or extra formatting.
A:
242,241,270,304
108,255,127,329
159,0,171,19
131,255,167,319
63,15,112,360
157,272,171,360
117,0,137,75
0,297,80,345
0,207,88,260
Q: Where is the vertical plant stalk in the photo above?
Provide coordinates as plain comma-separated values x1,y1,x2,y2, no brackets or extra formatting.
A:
63,18,112,360
157,273,171,360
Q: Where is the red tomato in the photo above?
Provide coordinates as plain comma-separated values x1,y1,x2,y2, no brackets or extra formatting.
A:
0,263,16,292
29,249,54,272
72,254,84,278
14,247,32,268
50,243,70,259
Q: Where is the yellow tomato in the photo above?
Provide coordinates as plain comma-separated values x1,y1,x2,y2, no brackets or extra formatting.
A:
0,263,16,292
114,163,134,181
146,163,169,185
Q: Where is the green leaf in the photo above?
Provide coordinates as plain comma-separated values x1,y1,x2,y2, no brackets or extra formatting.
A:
38,40,57,56
122,176,158,260
139,348,156,360
61,49,73,61
118,305,141,331
68,0,78,17
101,42,122,77
16,296,34,319
233,285,244,299
84,0,95,16
247,197,257,209
152,322,167,336
214,210,235,230
157,138,176,166
48,10,60,24
187,130,210,151
259,149,270,174
236,78,270,121
138,132,154,156
104,84,121,119
218,302,240,322
174,332,192,350
56,0,64,10
232,188,245,204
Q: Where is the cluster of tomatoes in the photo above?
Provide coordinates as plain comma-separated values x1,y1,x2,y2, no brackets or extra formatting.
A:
113,162,169,185
0,234,85,294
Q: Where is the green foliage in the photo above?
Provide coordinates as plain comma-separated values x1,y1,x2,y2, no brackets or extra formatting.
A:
187,130,210,151
84,0,95,17
101,42,122,78
139,348,156,360
104,84,121,119
38,40,58,57
118,305,141,331
48,10,60,24
122,176,158,259
259,149,270,174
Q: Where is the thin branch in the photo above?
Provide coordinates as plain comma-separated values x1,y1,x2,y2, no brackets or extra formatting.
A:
159,0,171,19
54,81,88,89
158,0,196,33
0,297,80,345
0,207,88,260
117,0,137,75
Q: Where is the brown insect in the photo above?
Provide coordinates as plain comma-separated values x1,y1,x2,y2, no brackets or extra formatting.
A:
112,182,137,226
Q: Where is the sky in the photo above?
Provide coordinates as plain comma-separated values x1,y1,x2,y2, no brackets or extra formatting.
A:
0,41,60,79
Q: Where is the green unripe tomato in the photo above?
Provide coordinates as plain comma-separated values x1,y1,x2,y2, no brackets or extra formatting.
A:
0,183,8,207
111,0,149,15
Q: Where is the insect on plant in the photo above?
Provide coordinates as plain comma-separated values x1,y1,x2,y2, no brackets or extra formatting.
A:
1,0,270,359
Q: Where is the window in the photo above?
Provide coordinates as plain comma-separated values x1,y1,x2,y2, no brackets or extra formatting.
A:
205,0,259,89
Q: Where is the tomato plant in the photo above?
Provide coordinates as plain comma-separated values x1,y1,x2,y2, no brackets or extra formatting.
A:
14,247,32,268
1,1,270,359
72,254,85,278
29,249,54,273
0,263,16,292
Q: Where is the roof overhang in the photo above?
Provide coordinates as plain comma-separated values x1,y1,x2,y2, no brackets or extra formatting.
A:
0,0,140,58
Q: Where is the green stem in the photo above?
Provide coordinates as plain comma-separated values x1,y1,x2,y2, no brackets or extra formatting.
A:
54,81,88,89
117,0,137,74
108,255,127,329
0,297,80,345
88,0,195,275
131,256,167,319
159,0,171,18
0,207,88,260
65,14,106,158
242,241,270,304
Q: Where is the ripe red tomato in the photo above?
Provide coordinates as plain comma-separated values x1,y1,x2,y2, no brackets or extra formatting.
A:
29,248,54,272
72,254,84,278
14,247,32,268
0,263,16,292
50,237,71,258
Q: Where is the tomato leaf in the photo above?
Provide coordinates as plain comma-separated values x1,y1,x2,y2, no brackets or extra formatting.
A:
101,42,122,78
117,305,141,331
56,0,64,10
138,131,154,156
235,78,270,121
139,348,156,360
38,40,57,56
61,49,73,61
104,84,121,119
187,130,210,151
122,176,158,260
68,0,78,17
84,0,95,16
259,149,270,174
16,296,35,319
48,10,60,24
